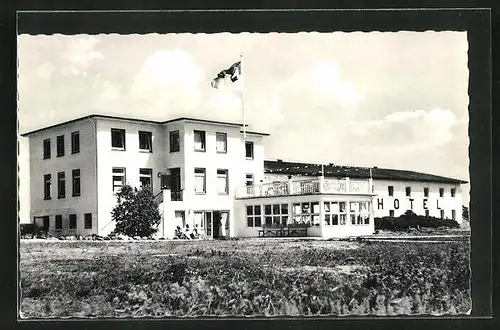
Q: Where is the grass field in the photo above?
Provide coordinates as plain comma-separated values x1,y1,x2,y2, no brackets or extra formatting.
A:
19,238,471,318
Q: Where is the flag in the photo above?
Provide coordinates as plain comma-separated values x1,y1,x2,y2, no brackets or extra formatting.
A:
211,61,241,89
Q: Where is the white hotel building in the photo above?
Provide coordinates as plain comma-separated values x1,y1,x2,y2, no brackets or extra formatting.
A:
21,115,466,239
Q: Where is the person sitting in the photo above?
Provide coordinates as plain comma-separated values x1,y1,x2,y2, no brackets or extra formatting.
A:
195,224,208,239
192,225,202,239
174,226,183,239
184,224,193,240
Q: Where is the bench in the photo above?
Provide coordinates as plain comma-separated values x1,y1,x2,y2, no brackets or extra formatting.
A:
283,227,308,237
258,227,308,237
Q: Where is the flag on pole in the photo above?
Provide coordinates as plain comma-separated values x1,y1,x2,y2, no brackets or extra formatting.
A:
211,61,242,89
211,56,246,137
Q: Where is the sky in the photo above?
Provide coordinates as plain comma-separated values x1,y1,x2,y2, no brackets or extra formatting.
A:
17,32,471,212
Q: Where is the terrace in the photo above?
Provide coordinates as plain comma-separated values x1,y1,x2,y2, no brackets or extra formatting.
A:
235,177,373,199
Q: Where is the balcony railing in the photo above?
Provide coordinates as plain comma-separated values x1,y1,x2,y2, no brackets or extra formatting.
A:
235,177,372,199
171,190,183,201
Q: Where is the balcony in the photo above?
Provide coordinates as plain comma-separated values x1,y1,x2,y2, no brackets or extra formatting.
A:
171,190,183,201
235,177,372,199
154,190,183,204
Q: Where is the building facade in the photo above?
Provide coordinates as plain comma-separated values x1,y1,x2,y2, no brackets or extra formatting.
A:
23,115,266,238
262,161,465,223
22,115,466,238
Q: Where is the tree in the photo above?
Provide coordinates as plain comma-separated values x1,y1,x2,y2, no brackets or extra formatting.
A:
111,185,161,237
462,205,469,222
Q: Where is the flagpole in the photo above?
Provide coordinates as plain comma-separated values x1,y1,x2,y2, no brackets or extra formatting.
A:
241,54,246,138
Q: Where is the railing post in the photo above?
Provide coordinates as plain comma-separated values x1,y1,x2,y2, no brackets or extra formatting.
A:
318,176,325,193
288,178,293,195
346,177,350,193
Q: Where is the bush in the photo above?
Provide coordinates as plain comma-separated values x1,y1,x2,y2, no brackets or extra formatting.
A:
111,185,161,238
20,224,36,236
375,210,460,231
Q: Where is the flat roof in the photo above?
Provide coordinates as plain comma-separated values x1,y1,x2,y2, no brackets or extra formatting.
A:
264,160,468,185
20,114,246,136
240,130,270,136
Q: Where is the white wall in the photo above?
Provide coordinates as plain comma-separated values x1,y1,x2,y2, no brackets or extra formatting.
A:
28,119,97,235
265,173,463,223
372,180,463,221
18,136,31,224
233,194,374,238
177,122,265,238
163,121,185,174
95,118,166,236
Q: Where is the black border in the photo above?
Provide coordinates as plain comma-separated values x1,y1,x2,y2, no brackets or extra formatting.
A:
1,2,495,330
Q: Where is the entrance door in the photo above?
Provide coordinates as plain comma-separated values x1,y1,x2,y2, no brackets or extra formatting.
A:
204,212,213,237
213,211,221,239
170,168,182,201
202,211,230,239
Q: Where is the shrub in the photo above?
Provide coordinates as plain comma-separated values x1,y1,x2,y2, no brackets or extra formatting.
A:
111,185,161,238
375,210,460,231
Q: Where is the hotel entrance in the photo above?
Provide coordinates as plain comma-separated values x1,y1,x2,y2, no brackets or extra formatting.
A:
194,210,230,239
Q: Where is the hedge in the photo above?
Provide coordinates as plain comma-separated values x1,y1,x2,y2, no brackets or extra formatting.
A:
375,210,460,231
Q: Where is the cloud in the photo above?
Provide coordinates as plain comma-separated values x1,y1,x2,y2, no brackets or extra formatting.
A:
348,108,458,150
129,49,205,111
94,79,122,108
278,61,363,107
63,36,103,68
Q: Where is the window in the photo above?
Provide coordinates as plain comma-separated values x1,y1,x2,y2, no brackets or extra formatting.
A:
43,139,51,159
71,131,80,154
425,210,430,217
440,210,444,219
111,128,126,150
194,168,206,194
389,210,395,217
424,187,429,198
138,131,152,152
348,201,371,225
216,132,227,153
405,186,411,197
139,168,153,191
388,186,394,197
217,169,229,194
439,188,444,198
57,172,65,199
112,168,126,193
42,216,50,231
84,213,92,229
43,174,51,199
169,130,180,152
292,202,320,226
246,174,254,186
194,130,206,151
264,203,289,227
451,188,456,198
193,212,204,230
69,214,77,230
452,210,456,220
245,141,254,159
72,169,81,197
324,202,347,226
56,135,65,157
55,215,62,230
246,205,262,227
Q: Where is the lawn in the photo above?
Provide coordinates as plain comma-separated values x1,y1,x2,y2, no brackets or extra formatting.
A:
19,238,471,318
